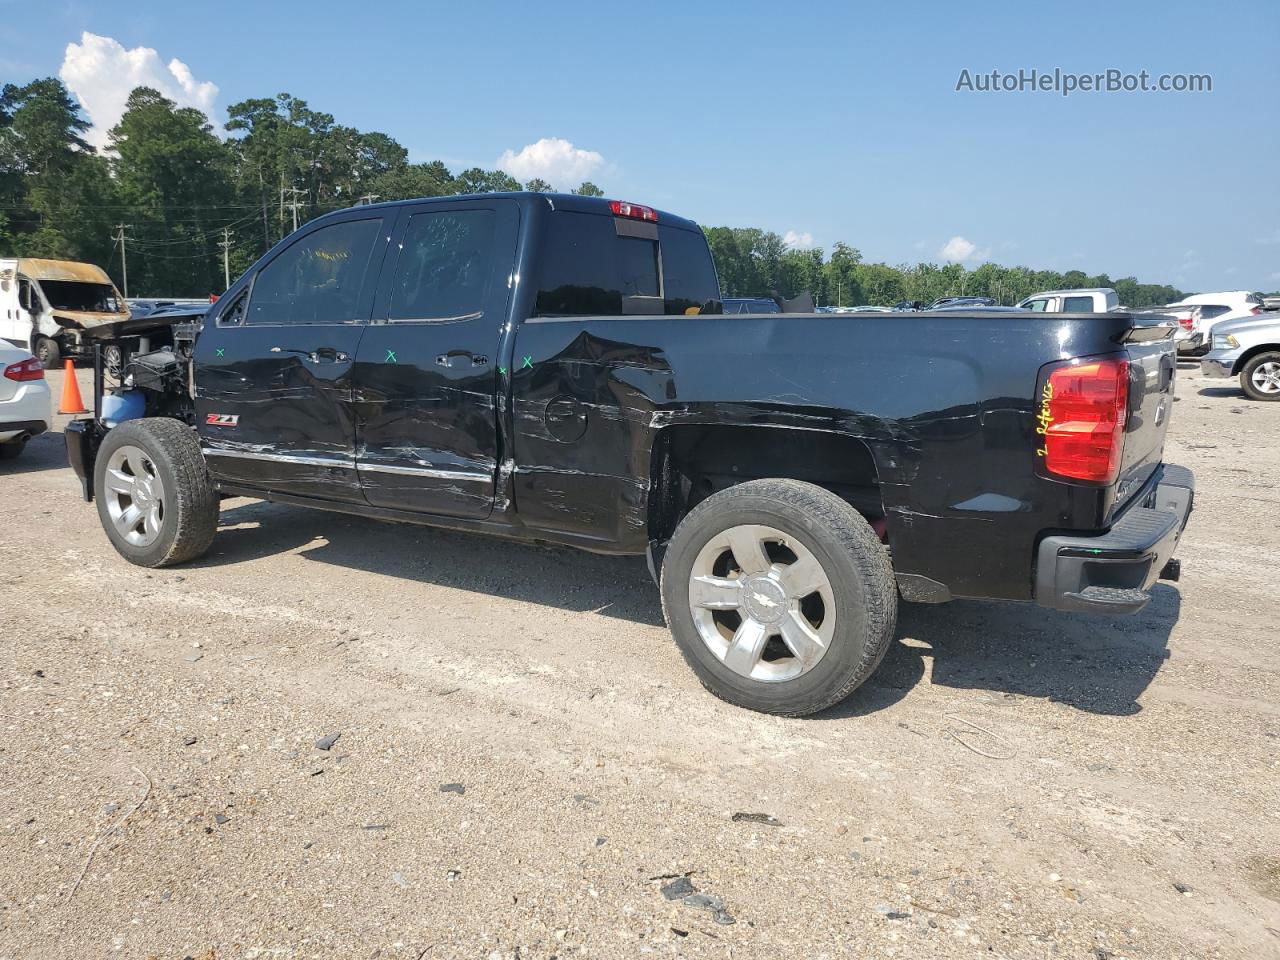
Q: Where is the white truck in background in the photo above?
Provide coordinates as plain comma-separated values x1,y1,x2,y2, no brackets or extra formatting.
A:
0,258,130,368
1016,288,1120,313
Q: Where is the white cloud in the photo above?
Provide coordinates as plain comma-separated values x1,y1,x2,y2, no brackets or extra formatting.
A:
783,230,815,249
496,137,604,189
938,235,990,263
59,32,220,150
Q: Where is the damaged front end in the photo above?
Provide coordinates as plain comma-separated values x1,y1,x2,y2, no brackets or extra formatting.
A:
65,313,202,502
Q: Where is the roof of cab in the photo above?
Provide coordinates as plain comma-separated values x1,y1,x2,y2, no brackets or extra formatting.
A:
15,258,115,284
328,191,704,233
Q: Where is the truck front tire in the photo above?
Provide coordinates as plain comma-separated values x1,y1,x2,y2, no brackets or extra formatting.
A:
660,478,897,716
34,336,60,370
1240,351,1280,402
94,418,219,567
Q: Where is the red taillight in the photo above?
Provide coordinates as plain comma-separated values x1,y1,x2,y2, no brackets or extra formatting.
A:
1037,356,1128,484
608,199,658,222
1250,306,1262,315
1177,312,1193,331
3,358,44,382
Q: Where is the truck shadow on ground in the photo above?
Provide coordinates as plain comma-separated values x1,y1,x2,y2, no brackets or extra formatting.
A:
205,499,1179,718
834,586,1178,718
204,498,667,626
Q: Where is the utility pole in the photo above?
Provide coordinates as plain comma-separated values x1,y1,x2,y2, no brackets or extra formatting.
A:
112,223,130,299
218,226,232,290
280,186,306,237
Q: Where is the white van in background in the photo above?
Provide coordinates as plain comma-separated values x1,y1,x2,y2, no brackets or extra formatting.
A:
1017,288,1120,313
0,258,129,368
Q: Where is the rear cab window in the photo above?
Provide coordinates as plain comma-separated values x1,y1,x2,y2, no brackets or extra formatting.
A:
534,210,720,317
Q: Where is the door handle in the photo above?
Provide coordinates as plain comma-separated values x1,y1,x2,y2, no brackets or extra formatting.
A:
311,346,349,363
435,351,488,368
271,346,349,363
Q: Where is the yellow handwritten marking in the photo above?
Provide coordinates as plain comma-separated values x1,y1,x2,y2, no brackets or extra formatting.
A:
1035,381,1054,458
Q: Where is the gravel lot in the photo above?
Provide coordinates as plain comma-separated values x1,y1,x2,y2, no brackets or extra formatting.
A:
1,364,1277,960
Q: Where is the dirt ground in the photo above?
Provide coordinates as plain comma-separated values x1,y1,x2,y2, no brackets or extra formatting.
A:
1,364,1277,960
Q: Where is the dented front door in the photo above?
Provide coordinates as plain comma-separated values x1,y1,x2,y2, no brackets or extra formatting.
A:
194,212,390,502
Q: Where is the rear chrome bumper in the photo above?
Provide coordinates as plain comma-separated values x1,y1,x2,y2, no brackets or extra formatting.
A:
1035,464,1194,615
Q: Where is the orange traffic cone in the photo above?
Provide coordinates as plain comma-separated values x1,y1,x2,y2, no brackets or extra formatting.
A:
58,359,88,415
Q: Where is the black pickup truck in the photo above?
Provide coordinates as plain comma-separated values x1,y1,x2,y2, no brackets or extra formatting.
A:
65,192,1193,716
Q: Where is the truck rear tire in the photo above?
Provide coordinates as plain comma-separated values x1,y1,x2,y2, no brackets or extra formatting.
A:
34,336,60,370
1240,351,1280,402
94,418,219,567
660,478,897,716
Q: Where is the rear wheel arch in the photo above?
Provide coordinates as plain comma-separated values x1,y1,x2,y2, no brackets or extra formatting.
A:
647,423,887,545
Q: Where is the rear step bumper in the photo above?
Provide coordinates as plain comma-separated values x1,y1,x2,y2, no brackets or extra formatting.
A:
1035,463,1194,615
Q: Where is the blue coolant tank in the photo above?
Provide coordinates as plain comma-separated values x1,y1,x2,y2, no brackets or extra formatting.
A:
101,390,146,427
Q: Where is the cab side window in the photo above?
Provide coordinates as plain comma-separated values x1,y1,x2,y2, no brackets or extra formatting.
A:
247,218,382,325
1023,298,1049,312
387,210,497,322
1062,296,1093,312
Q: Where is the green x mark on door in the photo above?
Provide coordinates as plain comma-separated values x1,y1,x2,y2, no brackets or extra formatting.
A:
521,356,533,370
498,366,507,376
215,348,225,357
385,349,398,363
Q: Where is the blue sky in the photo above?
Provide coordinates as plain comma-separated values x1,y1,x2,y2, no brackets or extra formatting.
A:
4,0,1278,292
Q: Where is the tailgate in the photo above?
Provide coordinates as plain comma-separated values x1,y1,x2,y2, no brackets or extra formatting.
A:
1115,328,1178,507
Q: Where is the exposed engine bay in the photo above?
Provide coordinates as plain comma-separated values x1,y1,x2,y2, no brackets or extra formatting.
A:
112,321,199,424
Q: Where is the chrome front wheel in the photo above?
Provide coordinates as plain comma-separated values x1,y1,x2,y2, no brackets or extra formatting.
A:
102,444,167,547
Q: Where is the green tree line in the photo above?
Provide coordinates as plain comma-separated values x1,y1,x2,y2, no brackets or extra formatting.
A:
3,76,1185,307
705,227,1186,308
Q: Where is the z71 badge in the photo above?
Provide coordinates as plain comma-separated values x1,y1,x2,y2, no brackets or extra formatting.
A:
205,413,240,427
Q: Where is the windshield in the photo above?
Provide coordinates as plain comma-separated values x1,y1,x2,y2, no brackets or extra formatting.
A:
38,280,122,313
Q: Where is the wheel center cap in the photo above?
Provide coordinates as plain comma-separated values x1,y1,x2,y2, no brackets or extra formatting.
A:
742,576,787,624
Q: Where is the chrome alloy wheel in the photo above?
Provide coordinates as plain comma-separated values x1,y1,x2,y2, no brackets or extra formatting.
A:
102,444,166,547
1250,360,1280,395
687,524,836,682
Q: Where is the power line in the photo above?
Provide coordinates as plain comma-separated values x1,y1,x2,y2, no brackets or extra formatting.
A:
122,211,261,245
